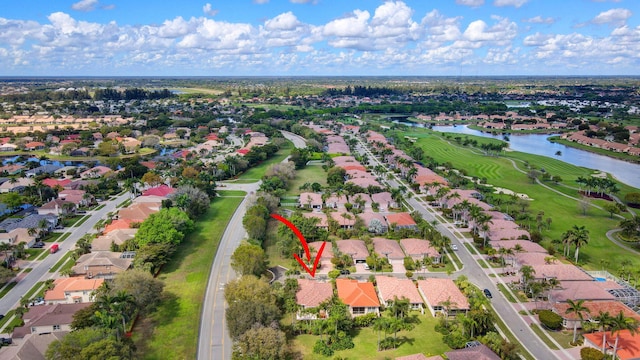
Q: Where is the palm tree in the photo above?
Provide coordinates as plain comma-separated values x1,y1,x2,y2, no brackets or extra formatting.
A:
570,225,589,263
519,265,536,294
565,299,590,344
610,311,640,360
593,311,614,353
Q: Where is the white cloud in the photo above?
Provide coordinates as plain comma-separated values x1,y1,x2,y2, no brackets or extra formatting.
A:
456,0,485,7
493,0,528,8
523,16,555,24
592,8,632,26
71,0,99,12
323,9,370,38
253,0,269,4
462,17,517,46
202,3,218,17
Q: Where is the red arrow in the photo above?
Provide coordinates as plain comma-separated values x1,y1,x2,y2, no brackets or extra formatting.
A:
271,213,326,277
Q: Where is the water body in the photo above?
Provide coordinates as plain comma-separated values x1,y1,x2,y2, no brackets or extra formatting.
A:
430,125,640,189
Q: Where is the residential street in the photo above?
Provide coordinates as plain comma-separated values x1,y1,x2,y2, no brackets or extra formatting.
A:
0,191,131,317
356,138,572,360
197,130,307,360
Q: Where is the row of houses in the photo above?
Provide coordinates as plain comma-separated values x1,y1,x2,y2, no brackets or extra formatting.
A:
565,130,640,156
296,277,469,319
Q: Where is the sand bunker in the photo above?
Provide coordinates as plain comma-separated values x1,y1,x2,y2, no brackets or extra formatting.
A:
492,187,532,200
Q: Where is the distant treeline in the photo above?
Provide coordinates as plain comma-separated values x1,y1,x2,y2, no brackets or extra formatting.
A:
93,88,176,101
323,85,402,97
1,87,175,102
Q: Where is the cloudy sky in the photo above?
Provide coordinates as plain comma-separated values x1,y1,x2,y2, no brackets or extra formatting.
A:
1,0,638,76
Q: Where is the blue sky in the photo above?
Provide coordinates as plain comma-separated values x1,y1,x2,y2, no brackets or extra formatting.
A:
1,0,638,76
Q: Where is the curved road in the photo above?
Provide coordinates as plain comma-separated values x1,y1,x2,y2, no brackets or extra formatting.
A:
197,130,307,360
0,192,131,317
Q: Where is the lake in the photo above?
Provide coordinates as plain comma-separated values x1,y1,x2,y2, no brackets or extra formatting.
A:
430,125,640,189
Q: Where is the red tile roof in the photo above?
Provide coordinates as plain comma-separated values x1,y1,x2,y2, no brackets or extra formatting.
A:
375,276,423,305
103,219,133,234
336,279,380,307
42,178,72,188
584,330,640,360
417,278,469,310
296,279,333,308
553,301,640,322
44,278,104,301
141,185,175,197
385,212,417,227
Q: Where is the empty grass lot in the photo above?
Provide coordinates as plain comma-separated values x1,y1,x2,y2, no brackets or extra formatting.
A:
291,312,450,360
403,129,640,273
133,196,242,360
284,164,328,197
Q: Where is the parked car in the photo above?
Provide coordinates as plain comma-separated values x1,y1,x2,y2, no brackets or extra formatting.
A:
1,337,12,345
339,269,350,275
483,289,492,299
363,264,370,270
29,297,45,306
451,244,459,251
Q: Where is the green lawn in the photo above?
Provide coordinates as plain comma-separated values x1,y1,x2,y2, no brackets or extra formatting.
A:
0,281,17,299
406,129,640,273
238,140,293,181
49,251,74,273
291,312,450,360
217,190,247,197
133,196,243,360
284,164,328,197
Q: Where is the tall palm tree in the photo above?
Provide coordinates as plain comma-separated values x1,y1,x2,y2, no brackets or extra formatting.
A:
565,299,590,344
593,311,614,353
519,265,536,294
610,311,640,360
571,225,590,263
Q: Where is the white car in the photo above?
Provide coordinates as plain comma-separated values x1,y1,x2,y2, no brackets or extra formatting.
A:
451,244,459,251
363,264,370,270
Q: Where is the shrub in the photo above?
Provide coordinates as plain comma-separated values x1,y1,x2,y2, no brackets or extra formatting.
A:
354,312,377,327
580,347,605,360
379,337,397,350
329,331,354,351
405,271,414,278
313,340,333,356
538,310,563,330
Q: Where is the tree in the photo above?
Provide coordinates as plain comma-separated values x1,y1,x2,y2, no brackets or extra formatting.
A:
569,225,589,263
520,265,535,294
232,325,288,360
45,327,133,360
111,269,165,315
0,266,15,285
565,299,590,344
134,208,194,247
226,300,281,339
141,172,163,186
71,303,99,330
225,275,276,305
169,185,210,219
603,203,621,219
242,215,267,242
231,242,268,277
610,311,640,360
593,310,614,353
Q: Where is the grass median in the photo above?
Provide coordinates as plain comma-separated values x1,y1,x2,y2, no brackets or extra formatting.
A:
133,196,243,360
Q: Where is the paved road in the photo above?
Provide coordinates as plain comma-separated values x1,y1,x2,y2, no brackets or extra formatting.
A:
198,130,307,360
197,182,258,360
354,136,570,360
0,191,131,315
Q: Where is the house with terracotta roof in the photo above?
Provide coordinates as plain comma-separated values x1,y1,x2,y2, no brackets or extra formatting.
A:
489,240,547,253
400,238,441,263
102,219,134,234
350,193,372,209
372,238,405,260
44,277,104,304
371,192,396,211
302,212,328,229
11,303,90,337
418,278,469,317
295,279,333,320
549,280,619,303
347,177,382,189
584,329,640,360
299,192,323,209
336,240,369,263
91,228,137,251
42,178,72,188
25,141,46,151
336,279,380,317
58,189,93,207
117,202,159,223
358,211,388,234
385,212,418,231
37,198,75,216
375,276,424,313
140,184,174,198
553,301,640,329
325,193,349,209
529,264,593,282
71,251,133,279
330,211,356,229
